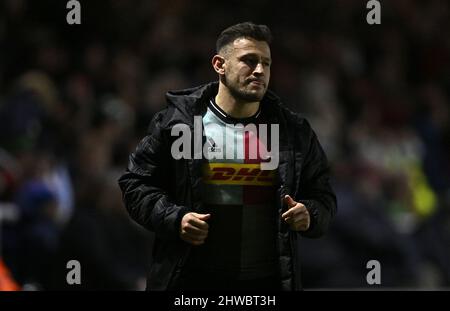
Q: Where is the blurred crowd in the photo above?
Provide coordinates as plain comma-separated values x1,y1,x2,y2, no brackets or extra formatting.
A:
0,0,449,290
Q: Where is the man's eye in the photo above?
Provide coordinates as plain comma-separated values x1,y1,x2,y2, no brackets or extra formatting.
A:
243,58,258,66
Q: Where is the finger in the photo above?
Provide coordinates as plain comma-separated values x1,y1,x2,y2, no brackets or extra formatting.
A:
283,203,309,218
188,217,210,230
184,224,208,237
193,213,211,221
283,195,297,208
290,213,310,225
283,216,293,224
282,207,295,219
297,212,310,221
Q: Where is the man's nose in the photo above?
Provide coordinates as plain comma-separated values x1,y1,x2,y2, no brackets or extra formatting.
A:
253,62,264,75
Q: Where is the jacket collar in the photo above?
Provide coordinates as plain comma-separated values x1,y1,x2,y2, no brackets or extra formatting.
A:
165,81,282,127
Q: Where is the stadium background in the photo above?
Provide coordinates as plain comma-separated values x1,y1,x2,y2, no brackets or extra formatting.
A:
0,0,449,290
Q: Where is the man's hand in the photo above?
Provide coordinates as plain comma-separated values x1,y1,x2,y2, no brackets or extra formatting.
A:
180,212,210,245
281,195,310,231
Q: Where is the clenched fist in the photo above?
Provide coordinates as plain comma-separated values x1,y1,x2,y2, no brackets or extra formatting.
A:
281,195,310,231
180,212,210,245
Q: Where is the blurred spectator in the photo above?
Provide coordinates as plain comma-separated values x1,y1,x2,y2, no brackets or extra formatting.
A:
50,175,153,290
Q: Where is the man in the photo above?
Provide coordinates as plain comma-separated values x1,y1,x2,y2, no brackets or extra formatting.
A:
118,22,337,291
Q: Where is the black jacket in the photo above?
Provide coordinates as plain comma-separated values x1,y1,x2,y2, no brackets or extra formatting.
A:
118,82,337,290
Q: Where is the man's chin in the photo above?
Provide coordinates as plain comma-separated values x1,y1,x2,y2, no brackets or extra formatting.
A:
228,85,266,102
240,89,266,102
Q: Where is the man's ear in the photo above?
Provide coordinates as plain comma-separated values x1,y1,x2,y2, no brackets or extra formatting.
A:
212,55,226,75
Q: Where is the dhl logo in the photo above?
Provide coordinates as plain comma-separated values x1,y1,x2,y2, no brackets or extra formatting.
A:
203,163,276,186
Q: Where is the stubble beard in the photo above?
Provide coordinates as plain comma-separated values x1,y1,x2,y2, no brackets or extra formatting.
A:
223,75,266,103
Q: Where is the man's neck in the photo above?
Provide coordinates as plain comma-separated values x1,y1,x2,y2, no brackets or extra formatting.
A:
215,82,260,118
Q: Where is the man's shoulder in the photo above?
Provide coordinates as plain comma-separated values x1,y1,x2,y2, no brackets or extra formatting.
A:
264,95,312,131
145,105,186,134
165,82,219,106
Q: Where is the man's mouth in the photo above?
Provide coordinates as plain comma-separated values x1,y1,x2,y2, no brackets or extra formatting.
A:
248,79,265,87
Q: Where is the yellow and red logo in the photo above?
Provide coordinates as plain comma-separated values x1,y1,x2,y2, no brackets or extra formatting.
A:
203,163,276,186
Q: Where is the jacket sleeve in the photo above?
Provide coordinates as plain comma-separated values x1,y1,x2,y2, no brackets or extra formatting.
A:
297,121,337,238
118,110,191,241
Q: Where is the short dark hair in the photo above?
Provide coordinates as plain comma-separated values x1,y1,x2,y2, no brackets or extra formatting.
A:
216,22,272,54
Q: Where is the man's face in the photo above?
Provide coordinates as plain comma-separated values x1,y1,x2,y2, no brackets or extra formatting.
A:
221,37,271,102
